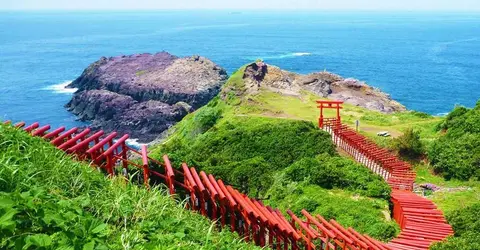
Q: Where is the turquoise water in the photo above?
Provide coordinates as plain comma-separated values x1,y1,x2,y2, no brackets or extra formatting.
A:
1,11,480,130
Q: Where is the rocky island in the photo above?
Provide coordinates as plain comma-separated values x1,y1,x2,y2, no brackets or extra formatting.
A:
65,52,228,142
230,62,406,113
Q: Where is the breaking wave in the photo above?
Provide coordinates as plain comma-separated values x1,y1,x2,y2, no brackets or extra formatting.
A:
126,138,145,149
244,52,312,60
43,81,77,94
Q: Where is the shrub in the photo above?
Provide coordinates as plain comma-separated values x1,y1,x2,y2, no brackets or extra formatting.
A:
205,157,274,197
436,106,469,132
192,106,222,134
265,181,399,241
431,203,480,250
446,203,480,236
431,232,480,250
429,133,480,181
182,117,337,171
284,155,391,199
392,128,424,159
428,101,480,180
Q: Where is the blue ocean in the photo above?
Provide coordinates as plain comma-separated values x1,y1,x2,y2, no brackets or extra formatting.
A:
1,11,480,130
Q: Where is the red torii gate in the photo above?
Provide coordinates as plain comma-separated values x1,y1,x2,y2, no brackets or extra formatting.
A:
316,100,344,128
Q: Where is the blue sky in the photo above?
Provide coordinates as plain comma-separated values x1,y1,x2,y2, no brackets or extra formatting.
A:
1,0,480,11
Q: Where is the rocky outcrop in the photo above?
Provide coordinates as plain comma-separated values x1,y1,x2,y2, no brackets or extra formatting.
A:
236,62,405,113
66,52,228,142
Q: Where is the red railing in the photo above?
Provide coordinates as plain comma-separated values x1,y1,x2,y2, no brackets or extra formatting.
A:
2,119,454,249
321,119,453,250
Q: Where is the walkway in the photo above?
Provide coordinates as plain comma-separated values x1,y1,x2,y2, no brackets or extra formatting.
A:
322,119,453,250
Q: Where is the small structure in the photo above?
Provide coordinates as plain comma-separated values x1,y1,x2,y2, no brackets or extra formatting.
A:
316,100,344,128
377,131,391,137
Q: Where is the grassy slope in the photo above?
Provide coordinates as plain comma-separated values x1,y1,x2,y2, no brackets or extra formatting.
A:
235,77,480,213
151,67,401,241
152,65,480,244
0,124,258,250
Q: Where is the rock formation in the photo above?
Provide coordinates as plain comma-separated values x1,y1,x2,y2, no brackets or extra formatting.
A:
66,52,228,142
235,62,405,113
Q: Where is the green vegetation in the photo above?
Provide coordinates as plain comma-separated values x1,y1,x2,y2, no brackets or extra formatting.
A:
428,102,480,181
431,203,480,250
392,128,424,160
135,70,147,76
151,68,400,241
266,155,397,240
0,124,258,250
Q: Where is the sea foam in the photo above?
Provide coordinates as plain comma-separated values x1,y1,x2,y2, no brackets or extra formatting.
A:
244,52,312,60
43,81,77,94
126,138,145,149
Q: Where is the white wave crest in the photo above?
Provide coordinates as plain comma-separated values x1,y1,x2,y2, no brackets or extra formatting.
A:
43,81,77,94
244,52,312,60
126,138,145,149
291,52,312,56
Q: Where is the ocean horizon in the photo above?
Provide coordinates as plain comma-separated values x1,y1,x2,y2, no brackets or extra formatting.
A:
1,10,479,130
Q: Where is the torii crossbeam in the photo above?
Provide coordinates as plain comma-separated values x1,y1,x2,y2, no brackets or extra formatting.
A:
316,100,344,128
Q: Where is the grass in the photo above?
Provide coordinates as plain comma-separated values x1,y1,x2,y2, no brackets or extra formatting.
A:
238,90,442,141
151,80,399,240
414,164,480,214
0,123,258,250
135,70,147,76
266,183,398,241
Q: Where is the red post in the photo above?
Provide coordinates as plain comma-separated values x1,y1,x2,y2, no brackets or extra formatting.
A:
141,145,150,188
316,100,344,130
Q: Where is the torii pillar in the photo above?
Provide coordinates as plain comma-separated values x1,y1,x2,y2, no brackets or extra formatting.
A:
316,100,344,128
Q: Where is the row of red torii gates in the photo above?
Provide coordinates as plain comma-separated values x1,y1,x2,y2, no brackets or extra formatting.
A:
317,100,453,250
2,101,453,250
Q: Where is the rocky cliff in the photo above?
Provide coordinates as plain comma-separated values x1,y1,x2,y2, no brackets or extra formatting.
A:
228,62,405,113
66,52,228,142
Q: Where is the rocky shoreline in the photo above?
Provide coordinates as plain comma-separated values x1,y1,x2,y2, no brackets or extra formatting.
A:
237,62,406,113
65,52,228,142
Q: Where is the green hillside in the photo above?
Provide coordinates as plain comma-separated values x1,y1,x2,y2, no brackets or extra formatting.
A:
151,64,480,246
151,67,401,241
0,123,258,250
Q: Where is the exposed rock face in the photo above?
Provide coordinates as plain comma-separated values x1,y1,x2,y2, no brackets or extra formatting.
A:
66,52,228,142
238,62,405,113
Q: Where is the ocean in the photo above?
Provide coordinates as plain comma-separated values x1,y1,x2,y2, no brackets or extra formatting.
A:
1,11,480,131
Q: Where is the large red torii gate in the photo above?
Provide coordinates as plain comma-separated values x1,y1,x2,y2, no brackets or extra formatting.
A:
316,100,344,128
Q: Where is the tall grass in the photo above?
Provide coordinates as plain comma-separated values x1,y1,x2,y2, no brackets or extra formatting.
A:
0,124,258,249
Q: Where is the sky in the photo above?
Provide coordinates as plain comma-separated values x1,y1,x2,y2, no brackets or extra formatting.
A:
1,0,480,11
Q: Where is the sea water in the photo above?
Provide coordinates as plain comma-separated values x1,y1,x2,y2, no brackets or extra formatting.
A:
1,11,480,130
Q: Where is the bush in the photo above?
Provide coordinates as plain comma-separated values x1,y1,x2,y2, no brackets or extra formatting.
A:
205,157,274,197
431,203,480,250
429,133,480,181
392,128,424,159
436,106,469,132
265,181,399,241
174,116,337,171
428,101,480,180
193,106,222,134
431,232,480,250
446,203,480,236
284,155,391,199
